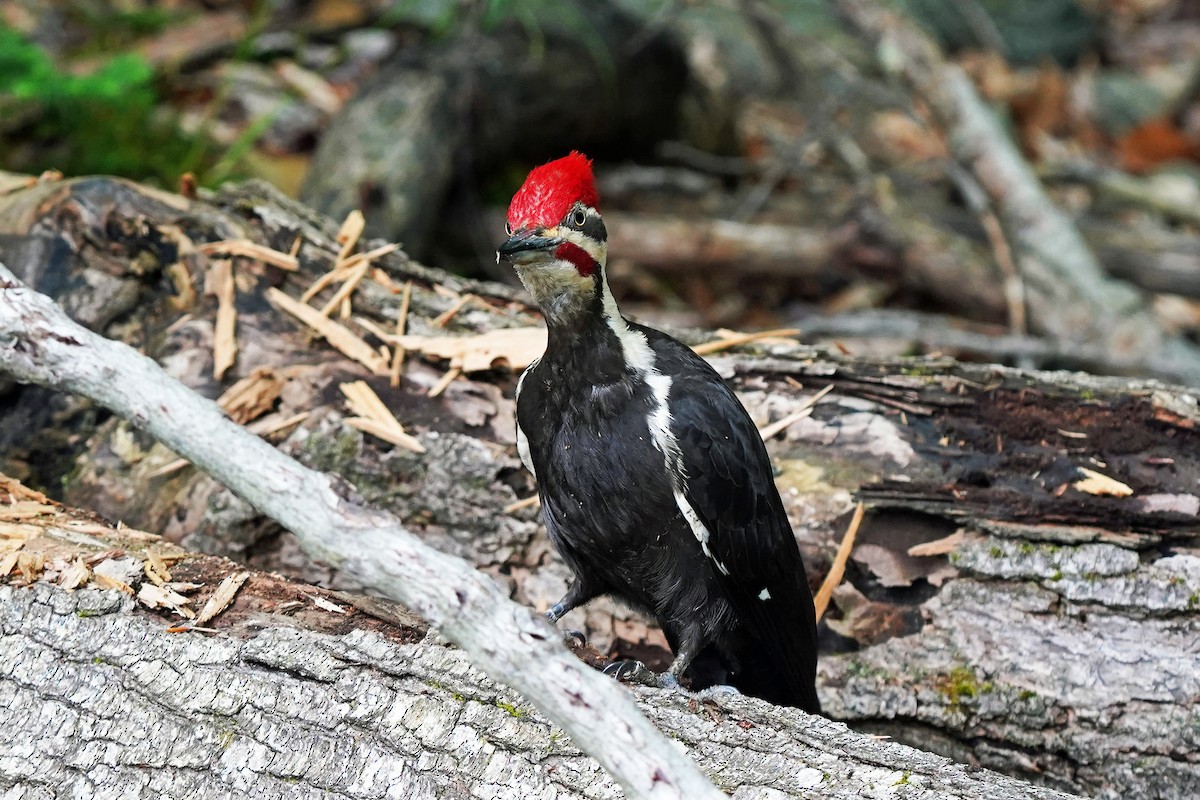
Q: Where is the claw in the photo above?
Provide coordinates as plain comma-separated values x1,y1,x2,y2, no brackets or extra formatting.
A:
562,629,587,648
602,659,658,686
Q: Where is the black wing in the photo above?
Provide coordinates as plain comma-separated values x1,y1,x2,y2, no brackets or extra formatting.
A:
644,327,820,711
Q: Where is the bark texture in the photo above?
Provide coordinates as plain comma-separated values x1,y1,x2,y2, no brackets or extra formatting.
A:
0,579,1081,800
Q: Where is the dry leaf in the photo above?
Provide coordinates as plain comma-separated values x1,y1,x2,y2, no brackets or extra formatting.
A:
1117,118,1200,174
1074,467,1133,497
826,583,923,646
193,571,250,625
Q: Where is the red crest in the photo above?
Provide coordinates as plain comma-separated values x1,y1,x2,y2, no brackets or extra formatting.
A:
507,151,598,230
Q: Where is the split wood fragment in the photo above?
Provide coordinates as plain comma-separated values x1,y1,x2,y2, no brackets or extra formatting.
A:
813,502,865,622
267,287,389,374
197,239,299,271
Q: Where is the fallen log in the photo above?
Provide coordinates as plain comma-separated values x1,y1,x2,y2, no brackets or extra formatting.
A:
0,479,1079,800
0,172,1195,798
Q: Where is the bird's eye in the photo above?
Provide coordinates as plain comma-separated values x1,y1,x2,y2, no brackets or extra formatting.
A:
572,209,587,227
504,222,513,236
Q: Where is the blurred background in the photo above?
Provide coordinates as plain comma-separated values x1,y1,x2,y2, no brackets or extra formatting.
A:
4,0,1200,382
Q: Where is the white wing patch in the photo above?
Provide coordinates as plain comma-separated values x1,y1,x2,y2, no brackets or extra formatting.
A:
515,362,537,478
600,279,729,575
758,588,771,601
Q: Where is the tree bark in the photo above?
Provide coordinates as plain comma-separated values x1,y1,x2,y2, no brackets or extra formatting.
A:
0,511,1079,800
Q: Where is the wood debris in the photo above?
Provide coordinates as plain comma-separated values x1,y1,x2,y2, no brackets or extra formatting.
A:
907,530,965,557
205,259,238,380
391,280,413,387
193,571,251,626
137,583,195,618
366,327,547,373
692,328,800,356
427,366,461,398
335,210,366,263
216,367,286,424
814,502,865,622
1073,467,1134,497
197,239,299,271
340,381,425,453
759,384,834,441
305,593,348,614
432,294,480,328
267,287,389,374
504,495,541,513
57,558,89,591
320,258,370,319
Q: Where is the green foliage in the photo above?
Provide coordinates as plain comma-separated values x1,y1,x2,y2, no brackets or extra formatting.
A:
0,26,200,183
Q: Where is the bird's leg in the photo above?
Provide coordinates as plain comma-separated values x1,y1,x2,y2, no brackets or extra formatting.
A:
545,579,599,647
660,629,705,691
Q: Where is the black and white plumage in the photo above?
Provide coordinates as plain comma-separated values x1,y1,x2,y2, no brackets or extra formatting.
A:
499,152,820,711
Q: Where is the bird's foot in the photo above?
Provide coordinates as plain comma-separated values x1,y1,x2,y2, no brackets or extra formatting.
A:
561,629,587,648
693,684,741,702
602,659,659,687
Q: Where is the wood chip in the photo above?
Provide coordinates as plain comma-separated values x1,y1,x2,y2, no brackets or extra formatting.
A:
692,328,800,356
267,288,389,374
1074,468,1134,497
217,367,285,424
758,384,834,441
319,259,370,318
144,549,172,585
391,280,413,387
427,365,461,398
814,502,865,622
206,259,237,380
197,239,299,271
344,418,426,454
432,294,476,328
340,381,425,453
58,558,90,591
907,530,966,557
0,550,21,577
138,582,195,618
335,210,366,263
504,495,541,513
360,326,547,373
305,593,348,614
91,571,133,594
0,500,59,521
301,243,400,303
193,571,250,625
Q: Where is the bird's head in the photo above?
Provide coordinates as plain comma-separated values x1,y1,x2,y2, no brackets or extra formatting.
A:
498,151,609,319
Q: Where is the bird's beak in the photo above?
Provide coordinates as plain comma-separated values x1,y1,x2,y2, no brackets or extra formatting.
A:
498,228,560,264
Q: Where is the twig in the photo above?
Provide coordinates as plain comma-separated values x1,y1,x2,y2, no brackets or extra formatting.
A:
428,366,462,397
692,328,799,356
758,384,835,440
813,502,865,622
0,262,727,800
390,280,413,388
504,495,541,513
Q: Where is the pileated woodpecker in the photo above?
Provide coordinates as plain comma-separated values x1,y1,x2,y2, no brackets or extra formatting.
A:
498,152,820,712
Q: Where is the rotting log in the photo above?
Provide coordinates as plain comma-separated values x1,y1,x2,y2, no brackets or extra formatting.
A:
0,483,1080,800
0,173,1197,799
